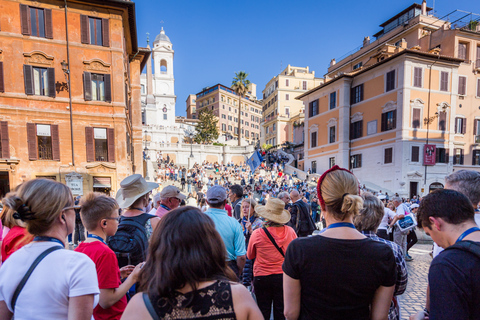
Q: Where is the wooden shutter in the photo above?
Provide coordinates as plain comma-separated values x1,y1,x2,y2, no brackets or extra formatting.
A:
392,110,397,129
350,87,354,104
23,65,34,95
358,120,363,138
381,113,387,131
446,149,449,164
80,15,89,44
460,149,464,165
85,127,94,162
44,8,53,39
412,108,420,128
104,74,112,102
439,112,446,131
414,67,422,87
440,72,448,91
0,121,9,159
0,62,4,93
350,123,354,140
102,18,109,47
474,119,479,136
458,76,466,95
412,146,419,162
360,84,364,101
20,4,31,36
107,128,115,162
83,72,92,101
51,124,60,161
477,79,480,97
458,43,467,60
462,118,467,134
27,123,37,160
455,117,458,133
47,68,55,97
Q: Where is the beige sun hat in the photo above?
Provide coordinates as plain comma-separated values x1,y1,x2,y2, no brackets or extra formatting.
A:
255,198,291,225
116,174,159,209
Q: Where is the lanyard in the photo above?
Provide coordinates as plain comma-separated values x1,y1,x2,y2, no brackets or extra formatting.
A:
160,204,170,211
456,227,480,243
328,222,356,229
33,236,65,248
87,234,106,244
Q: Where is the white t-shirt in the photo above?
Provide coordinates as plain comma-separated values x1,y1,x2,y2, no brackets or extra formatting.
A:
433,213,480,258
0,242,99,319
378,208,397,230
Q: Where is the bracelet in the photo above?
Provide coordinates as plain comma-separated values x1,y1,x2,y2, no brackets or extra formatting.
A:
423,307,430,317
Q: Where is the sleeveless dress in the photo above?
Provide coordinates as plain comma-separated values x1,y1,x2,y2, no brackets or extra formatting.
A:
148,280,236,319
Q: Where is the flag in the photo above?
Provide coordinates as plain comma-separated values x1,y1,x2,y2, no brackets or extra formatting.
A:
247,150,264,173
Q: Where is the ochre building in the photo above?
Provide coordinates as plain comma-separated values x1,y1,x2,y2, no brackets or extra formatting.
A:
298,1,480,197
0,0,149,197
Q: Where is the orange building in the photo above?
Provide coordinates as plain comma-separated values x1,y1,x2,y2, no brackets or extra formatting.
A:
299,1,479,197
0,0,149,197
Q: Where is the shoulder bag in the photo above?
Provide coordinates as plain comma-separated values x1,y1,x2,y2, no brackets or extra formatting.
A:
262,227,284,257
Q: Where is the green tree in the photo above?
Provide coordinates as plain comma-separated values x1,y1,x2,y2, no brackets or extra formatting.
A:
232,71,251,146
194,109,219,144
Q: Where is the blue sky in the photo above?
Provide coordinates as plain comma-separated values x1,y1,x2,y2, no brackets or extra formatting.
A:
134,0,478,117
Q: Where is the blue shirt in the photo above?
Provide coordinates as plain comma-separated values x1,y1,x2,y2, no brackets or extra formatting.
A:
204,208,246,261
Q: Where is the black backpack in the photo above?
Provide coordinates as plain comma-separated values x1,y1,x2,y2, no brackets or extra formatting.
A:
444,240,480,259
107,213,154,268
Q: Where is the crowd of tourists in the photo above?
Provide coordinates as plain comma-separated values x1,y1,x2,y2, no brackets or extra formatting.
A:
0,155,479,320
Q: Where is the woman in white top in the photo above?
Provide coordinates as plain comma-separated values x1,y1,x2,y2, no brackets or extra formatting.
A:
0,179,99,320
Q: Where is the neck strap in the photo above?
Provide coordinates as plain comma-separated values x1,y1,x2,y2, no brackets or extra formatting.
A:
33,236,65,248
327,222,356,229
87,234,106,244
456,227,480,243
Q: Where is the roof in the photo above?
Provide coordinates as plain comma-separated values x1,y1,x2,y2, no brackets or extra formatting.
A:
296,49,463,100
379,3,432,27
154,28,171,44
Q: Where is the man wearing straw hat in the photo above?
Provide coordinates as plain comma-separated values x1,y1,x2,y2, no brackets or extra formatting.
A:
204,185,246,280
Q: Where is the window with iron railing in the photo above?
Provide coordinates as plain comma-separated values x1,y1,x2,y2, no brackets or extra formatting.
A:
37,135,53,160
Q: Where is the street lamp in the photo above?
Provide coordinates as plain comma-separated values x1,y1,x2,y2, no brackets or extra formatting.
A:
184,129,195,158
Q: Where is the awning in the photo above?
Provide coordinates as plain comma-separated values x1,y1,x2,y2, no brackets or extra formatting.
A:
93,177,111,188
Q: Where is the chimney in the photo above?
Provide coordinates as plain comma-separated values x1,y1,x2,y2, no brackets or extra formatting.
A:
330,59,336,67
363,36,370,47
421,0,427,15
400,38,407,49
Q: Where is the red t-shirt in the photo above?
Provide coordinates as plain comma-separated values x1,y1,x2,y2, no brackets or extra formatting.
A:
75,241,126,320
1,226,32,263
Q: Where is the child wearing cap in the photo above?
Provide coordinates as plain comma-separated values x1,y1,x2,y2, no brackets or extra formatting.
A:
75,192,143,320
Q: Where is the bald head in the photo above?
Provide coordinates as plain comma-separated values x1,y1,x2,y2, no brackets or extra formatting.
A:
290,190,300,202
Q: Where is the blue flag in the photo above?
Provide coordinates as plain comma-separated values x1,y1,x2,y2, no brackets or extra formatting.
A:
247,150,264,172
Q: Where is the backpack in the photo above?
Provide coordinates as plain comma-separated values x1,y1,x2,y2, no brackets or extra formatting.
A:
444,240,480,259
107,213,154,268
294,202,316,236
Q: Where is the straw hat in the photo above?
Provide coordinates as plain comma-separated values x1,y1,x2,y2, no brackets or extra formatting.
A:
255,198,291,225
116,174,159,209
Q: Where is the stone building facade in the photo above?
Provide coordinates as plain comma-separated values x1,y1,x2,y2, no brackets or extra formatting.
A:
0,0,148,197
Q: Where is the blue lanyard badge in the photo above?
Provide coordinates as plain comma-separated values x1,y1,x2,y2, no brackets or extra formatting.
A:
87,234,106,244
456,227,480,243
33,236,65,248
327,222,356,229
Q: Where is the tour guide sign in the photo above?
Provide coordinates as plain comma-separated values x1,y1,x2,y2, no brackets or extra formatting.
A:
423,144,436,166
65,172,84,196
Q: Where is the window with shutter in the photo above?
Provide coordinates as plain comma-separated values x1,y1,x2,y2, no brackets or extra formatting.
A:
411,146,420,162
458,76,467,95
382,110,396,131
20,4,31,35
477,46,480,66
477,79,480,97
351,84,364,104
311,132,317,148
350,120,363,139
473,150,480,166
439,112,446,131
474,119,480,136
107,128,115,163
0,62,4,93
384,148,393,164
102,18,109,47
286,79,289,87
458,43,467,60
329,126,336,143
24,65,34,95
36,124,53,160
83,72,92,101
453,148,464,165
386,70,395,91
440,72,449,91
412,108,421,128
330,92,336,109
0,121,10,159
413,67,422,88
27,123,37,160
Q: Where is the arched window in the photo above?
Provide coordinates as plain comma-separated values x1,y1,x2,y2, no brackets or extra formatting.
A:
160,59,167,74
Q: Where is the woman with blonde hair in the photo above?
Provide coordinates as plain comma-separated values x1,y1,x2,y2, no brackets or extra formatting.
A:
240,198,262,287
0,179,99,320
283,166,396,320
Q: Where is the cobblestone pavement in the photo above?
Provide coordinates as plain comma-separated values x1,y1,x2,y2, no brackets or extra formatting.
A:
399,243,432,319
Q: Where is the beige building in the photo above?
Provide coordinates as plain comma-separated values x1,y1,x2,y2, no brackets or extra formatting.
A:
298,1,480,197
189,83,262,145
261,65,323,147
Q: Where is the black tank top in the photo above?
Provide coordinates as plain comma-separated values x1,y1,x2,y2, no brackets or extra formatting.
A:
149,280,236,319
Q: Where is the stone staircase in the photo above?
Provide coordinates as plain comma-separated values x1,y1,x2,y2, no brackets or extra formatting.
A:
276,149,319,181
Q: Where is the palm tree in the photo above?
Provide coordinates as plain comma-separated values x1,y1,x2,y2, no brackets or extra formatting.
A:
232,71,250,146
